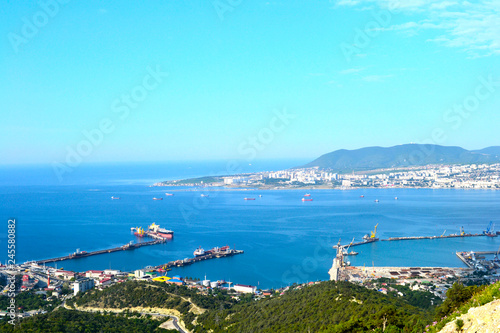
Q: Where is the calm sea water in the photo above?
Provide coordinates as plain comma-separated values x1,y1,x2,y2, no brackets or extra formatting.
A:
1,161,499,289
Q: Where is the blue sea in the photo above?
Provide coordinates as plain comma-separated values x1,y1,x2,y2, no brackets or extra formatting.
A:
1,160,499,289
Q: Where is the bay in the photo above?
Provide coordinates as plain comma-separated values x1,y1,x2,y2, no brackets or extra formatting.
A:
1,161,499,289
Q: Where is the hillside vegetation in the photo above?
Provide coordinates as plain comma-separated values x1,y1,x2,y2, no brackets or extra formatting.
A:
0,308,175,332
303,144,500,171
195,281,433,333
5,279,499,332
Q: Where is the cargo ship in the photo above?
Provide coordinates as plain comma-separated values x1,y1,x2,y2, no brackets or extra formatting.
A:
134,227,145,237
71,249,87,257
302,198,313,202
148,222,174,239
194,247,205,257
244,197,255,200
165,193,174,196
201,194,209,197
153,197,163,200
304,193,311,197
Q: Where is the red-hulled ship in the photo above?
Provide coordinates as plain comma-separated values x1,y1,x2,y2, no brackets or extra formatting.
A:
148,222,174,239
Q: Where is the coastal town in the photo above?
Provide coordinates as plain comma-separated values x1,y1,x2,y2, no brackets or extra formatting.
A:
155,163,500,190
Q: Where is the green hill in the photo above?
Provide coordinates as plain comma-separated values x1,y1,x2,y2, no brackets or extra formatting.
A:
195,281,434,333
472,146,500,157
302,144,500,171
3,280,499,332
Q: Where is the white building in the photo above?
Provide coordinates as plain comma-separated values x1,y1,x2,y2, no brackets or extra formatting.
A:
103,269,120,276
85,270,103,278
134,269,146,278
73,278,95,296
233,284,256,294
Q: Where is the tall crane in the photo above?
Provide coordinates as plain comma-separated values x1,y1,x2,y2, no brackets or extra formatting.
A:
371,223,379,238
343,237,356,255
485,221,493,234
440,230,446,237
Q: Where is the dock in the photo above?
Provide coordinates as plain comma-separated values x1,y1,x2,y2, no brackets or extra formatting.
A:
35,239,166,264
456,252,474,268
456,250,500,270
383,233,486,241
152,247,244,271
333,238,378,249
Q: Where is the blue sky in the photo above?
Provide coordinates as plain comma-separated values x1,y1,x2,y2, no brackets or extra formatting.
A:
1,0,499,165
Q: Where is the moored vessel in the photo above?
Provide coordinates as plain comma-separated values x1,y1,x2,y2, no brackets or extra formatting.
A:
194,247,205,257
134,227,145,237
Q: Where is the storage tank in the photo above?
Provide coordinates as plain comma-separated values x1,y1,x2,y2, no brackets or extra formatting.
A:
202,279,210,287
210,281,218,288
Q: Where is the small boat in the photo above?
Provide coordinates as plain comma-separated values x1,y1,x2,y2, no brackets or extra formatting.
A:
111,196,120,200
153,197,163,200
304,193,311,197
394,197,398,200
244,198,256,200
259,195,262,197
201,194,209,198
360,195,364,198
302,198,313,202
165,193,174,196
374,199,379,203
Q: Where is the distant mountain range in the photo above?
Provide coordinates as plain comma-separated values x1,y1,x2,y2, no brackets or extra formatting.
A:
302,144,500,172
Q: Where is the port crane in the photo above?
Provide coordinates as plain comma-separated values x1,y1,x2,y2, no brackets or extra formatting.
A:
345,237,355,251
484,221,496,236
440,230,446,237
343,238,358,256
371,223,379,238
460,226,465,236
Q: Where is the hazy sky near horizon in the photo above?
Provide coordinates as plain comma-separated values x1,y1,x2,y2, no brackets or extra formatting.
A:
1,0,499,165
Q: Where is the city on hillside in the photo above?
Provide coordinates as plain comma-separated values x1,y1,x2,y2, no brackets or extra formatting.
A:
156,163,500,190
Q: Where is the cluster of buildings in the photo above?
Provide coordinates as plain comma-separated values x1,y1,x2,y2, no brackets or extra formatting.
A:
216,163,500,189
1,262,264,303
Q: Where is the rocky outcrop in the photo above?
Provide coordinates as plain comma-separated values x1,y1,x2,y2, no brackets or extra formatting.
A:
438,299,500,333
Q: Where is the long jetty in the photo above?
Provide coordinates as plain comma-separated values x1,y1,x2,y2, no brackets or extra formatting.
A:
35,239,166,264
382,233,486,241
334,233,488,249
152,248,244,270
333,238,378,249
